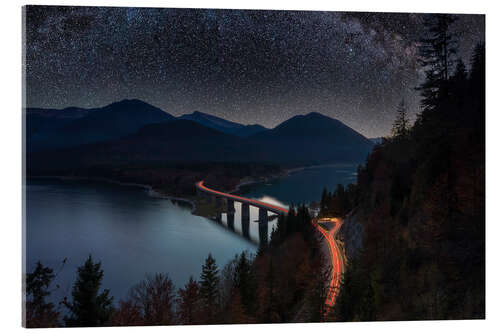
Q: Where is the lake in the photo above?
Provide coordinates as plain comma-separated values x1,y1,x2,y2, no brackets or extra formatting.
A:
239,163,358,205
24,164,357,304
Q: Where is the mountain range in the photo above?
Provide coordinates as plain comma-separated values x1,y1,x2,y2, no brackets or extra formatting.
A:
27,99,174,151
179,111,267,137
26,99,374,171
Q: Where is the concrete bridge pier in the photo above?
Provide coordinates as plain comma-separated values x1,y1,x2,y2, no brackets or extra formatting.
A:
227,212,235,230
215,211,222,223
258,208,268,223
241,203,250,221
241,203,250,239
258,208,269,245
259,219,268,245
227,199,235,212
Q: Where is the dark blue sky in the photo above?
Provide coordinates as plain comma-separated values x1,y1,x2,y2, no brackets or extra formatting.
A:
24,6,484,137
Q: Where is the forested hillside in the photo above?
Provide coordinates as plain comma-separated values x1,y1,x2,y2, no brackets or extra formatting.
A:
331,15,485,321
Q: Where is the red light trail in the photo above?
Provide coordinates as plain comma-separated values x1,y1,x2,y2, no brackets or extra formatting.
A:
196,180,289,214
196,180,342,314
313,218,344,315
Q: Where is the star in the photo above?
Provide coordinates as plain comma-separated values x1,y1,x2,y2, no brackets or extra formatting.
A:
24,6,484,138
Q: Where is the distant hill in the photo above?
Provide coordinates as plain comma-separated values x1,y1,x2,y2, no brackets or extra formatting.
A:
112,119,250,162
26,107,97,139
27,108,374,173
27,99,174,152
26,106,95,120
248,112,374,164
179,111,267,137
28,119,250,171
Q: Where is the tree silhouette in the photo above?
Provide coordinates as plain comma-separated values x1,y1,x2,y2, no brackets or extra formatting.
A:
199,253,219,323
417,14,458,111
129,273,176,325
391,99,410,138
110,300,143,326
234,252,256,316
63,255,113,327
176,276,201,325
25,261,59,327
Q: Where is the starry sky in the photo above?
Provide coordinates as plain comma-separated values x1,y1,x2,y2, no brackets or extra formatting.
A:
24,6,484,138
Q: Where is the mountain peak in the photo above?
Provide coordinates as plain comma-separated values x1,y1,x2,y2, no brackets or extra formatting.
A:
179,111,268,137
302,112,337,121
109,98,151,108
276,112,339,129
305,111,325,117
103,99,173,118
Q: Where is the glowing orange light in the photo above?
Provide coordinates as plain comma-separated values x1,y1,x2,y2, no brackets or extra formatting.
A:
196,181,289,214
196,180,342,315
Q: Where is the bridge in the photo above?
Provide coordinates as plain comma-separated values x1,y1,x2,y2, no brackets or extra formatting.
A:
196,180,342,312
196,180,289,222
195,180,288,245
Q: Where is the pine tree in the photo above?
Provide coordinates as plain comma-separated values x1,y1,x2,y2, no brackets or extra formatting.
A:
64,255,113,327
25,261,60,327
199,253,219,323
449,59,468,110
320,187,328,215
470,42,485,131
417,14,458,111
391,99,410,138
234,252,256,316
470,43,485,96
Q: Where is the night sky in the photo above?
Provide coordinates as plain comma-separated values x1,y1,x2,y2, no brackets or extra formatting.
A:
24,6,484,138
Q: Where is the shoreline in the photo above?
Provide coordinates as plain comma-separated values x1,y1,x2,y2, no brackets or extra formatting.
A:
27,175,197,213
284,162,357,176
28,163,357,213
231,162,357,195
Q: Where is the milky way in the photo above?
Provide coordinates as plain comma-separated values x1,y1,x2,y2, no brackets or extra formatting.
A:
24,6,484,137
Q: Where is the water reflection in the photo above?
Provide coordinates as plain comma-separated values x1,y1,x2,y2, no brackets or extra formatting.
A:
238,164,358,205
210,198,284,244
26,179,257,303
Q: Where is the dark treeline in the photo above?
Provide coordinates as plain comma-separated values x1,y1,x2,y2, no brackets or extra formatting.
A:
319,184,357,218
332,15,485,320
29,162,281,198
24,205,329,327
24,13,484,326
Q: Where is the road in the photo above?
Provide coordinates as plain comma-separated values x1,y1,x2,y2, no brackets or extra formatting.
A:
196,180,344,313
196,180,289,215
313,217,345,314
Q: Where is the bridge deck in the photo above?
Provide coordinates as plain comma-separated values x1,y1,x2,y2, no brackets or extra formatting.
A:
196,181,288,215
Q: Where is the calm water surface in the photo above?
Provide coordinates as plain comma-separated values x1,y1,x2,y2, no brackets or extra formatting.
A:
25,164,357,304
26,179,256,303
239,164,358,205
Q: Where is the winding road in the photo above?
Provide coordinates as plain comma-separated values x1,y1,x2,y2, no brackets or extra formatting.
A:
313,217,345,313
196,180,343,312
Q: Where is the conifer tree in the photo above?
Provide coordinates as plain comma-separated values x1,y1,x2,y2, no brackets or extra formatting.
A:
234,252,256,315
391,99,410,138
470,42,485,127
199,253,219,323
25,261,60,327
64,255,113,327
417,14,458,111
320,187,328,215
